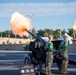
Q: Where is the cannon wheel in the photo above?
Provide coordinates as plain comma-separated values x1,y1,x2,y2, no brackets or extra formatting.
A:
24,54,32,65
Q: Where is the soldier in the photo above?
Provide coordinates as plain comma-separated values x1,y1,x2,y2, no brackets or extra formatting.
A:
58,35,69,74
45,35,54,75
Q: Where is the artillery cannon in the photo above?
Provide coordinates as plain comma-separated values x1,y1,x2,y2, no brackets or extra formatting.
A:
23,29,61,71
23,29,76,75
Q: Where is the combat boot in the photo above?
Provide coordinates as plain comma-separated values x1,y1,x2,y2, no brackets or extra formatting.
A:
49,72,54,75
63,71,69,74
46,70,48,75
61,70,69,74
48,70,54,75
46,68,49,75
61,69,64,74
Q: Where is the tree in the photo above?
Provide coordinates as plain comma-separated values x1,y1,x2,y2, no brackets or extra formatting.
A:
32,28,36,35
44,32,48,37
44,29,53,35
53,29,60,38
4,30,11,37
37,29,44,37
62,29,66,35
68,29,74,38
29,28,36,39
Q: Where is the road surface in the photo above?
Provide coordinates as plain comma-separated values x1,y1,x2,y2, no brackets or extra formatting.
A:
0,50,76,75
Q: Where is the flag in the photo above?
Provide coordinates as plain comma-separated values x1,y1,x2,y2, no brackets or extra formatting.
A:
72,21,76,31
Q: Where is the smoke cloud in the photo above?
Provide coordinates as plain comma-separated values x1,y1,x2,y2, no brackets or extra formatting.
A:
10,12,33,37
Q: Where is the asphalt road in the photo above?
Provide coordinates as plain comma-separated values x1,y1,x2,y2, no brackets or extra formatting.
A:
0,50,76,75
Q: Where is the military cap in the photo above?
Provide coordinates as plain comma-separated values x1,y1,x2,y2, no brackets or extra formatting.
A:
48,35,53,39
63,35,69,38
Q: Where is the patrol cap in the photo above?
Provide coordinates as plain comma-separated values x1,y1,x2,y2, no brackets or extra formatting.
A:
63,35,69,38
48,35,53,39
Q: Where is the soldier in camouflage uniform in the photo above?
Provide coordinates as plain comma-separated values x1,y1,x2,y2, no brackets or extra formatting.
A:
45,35,54,75
58,35,69,74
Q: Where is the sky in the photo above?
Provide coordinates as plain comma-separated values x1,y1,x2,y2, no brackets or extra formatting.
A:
0,0,76,32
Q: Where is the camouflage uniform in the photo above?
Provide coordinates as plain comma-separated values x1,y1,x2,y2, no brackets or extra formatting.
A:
61,50,68,71
45,40,54,75
59,40,69,74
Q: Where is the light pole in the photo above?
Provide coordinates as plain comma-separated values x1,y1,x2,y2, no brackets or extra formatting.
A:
1,32,2,37
57,23,63,38
26,14,35,40
0,27,2,37
73,30,76,39
26,14,35,18
0,26,3,37
59,29,61,38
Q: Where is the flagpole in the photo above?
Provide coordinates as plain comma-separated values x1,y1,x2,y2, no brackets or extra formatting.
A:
73,30,75,39
72,21,76,39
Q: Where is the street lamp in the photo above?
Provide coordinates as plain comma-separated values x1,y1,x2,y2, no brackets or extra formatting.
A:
1,32,2,37
26,14,35,19
26,14,35,40
57,23,63,38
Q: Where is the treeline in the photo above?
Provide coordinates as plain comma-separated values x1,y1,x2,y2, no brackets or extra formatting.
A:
37,28,74,39
0,28,75,39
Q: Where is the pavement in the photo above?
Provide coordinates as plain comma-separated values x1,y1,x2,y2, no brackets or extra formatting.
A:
0,50,76,75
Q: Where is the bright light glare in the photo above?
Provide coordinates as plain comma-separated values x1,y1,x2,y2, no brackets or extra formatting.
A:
21,70,25,73
31,69,34,72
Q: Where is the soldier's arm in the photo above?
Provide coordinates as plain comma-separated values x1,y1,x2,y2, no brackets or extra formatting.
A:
44,42,48,49
64,41,68,50
49,42,53,51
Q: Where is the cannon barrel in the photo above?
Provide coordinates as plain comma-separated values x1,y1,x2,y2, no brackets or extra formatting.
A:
36,34,46,44
26,29,46,44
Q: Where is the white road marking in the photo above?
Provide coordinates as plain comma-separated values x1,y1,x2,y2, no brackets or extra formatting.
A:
0,50,32,53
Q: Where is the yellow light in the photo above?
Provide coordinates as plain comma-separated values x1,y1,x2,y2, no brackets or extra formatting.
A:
73,21,76,30
26,69,30,73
